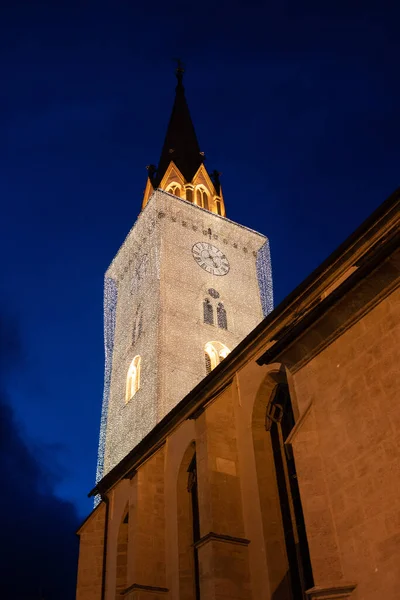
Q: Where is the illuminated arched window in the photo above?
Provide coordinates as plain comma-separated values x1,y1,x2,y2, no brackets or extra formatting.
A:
126,355,141,402
185,187,193,203
204,341,230,374
217,302,227,330
195,186,209,210
215,198,222,215
203,298,214,325
166,183,181,197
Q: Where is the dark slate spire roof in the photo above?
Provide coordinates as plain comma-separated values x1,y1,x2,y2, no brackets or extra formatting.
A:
152,64,204,187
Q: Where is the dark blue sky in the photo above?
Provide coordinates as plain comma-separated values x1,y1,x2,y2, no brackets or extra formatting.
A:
1,0,399,536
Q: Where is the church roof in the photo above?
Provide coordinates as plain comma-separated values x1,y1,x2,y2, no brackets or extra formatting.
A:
152,64,204,187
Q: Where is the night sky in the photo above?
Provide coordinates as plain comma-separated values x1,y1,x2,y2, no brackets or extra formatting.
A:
1,1,399,598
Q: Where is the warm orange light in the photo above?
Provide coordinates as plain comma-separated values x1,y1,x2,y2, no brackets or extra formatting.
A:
204,341,230,372
126,355,141,402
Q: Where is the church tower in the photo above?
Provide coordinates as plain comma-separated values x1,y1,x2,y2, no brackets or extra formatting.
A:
96,67,273,482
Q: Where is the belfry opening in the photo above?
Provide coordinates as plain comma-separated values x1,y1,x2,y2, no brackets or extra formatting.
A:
141,65,226,217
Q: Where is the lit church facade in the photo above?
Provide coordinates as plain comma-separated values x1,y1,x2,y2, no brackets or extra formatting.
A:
76,68,400,600
95,65,273,483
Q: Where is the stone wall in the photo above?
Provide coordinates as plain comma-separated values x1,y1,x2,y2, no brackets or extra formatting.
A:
195,385,252,600
293,286,400,599
78,287,400,600
128,446,167,596
76,503,106,600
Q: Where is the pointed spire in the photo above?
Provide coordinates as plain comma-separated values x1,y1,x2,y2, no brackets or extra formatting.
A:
153,61,204,187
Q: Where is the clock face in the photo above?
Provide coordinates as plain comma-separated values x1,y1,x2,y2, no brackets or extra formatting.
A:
192,242,230,276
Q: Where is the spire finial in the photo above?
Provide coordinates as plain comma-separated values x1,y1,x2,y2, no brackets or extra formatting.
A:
151,60,201,188
173,58,185,86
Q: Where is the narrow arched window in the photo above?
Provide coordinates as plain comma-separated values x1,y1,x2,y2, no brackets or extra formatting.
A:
217,302,227,330
126,355,141,402
166,183,181,197
203,298,214,325
195,187,209,210
177,445,200,600
204,341,230,374
185,188,193,203
215,198,222,215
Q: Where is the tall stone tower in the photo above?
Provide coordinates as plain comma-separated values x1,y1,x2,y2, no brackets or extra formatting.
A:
96,66,273,482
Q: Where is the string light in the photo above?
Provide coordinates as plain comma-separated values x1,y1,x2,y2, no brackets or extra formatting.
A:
94,190,273,495
256,240,274,316
94,276,118,506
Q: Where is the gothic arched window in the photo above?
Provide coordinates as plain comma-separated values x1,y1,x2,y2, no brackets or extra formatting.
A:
217,302,227,330
166,183,181,197
203,298,214,325
126,355,141,402
204,341,230,374
195,186,209,210
215,198,222,215
185,187,193,203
